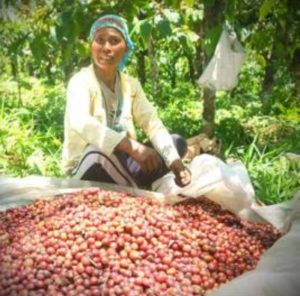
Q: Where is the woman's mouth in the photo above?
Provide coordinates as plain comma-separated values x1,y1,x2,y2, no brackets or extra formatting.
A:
99,55,113,62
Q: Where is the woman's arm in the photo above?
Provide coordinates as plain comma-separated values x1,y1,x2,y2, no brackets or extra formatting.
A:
131,79,191,186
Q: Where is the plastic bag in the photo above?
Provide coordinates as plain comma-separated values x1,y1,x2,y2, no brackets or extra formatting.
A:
152,154,256,217
198,30,246,91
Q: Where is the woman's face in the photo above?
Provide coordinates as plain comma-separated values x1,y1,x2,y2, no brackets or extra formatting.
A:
91,27,128,71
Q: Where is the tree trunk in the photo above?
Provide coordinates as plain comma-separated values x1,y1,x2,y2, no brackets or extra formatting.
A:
137,50,146,86
261,54,275,114
170,56,177,88
201,1,225,138
148,37,160,98
291,49,300,96
11,56,22,103
202,87,216,137
187,54,195,82
194,30,205,79
63,63,74,85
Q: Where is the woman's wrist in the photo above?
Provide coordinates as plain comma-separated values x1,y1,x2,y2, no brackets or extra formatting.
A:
170,159,191,187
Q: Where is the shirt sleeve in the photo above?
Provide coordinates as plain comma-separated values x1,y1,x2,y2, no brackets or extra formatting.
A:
65,74,126,156
132,79,180,167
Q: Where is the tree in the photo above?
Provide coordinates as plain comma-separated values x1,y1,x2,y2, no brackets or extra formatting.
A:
201,0,224,137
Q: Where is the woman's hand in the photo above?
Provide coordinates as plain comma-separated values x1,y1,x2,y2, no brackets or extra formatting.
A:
170,159,191,187
131,143,162,174
115,138,162,174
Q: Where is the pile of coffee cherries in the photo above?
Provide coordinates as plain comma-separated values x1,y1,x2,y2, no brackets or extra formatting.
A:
0,188,281,295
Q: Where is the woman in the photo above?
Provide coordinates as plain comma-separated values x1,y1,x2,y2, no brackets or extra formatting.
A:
62,14,191,189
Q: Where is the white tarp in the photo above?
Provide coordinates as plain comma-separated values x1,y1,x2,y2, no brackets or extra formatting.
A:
153,154,300,232
0,175,168,211
0,171,299,296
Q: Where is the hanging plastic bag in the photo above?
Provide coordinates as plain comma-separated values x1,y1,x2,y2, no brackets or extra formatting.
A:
198,29,246,91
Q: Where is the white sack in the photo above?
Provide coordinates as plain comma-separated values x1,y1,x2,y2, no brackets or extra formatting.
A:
152,154,256,218
198,30,246,91
152,154,300,230
0,175,166,211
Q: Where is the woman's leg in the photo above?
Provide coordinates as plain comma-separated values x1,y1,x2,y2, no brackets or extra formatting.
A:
116,134,187,188
72,134,187,189
72,145,137,188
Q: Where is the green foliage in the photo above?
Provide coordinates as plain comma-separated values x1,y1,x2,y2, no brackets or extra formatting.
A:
131,19,153,46
214,51,300,204
259,0,276,21
183,0,195,8
158,96,202,138
0,0,299,206
138,79,202,139
204,25,222,58
225,140,300,205
0,76,64,177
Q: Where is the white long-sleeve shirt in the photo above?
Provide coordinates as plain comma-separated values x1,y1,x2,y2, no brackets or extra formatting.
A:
62,64,180,174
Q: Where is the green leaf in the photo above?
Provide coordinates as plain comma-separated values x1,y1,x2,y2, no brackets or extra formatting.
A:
251,30,272,52
226,0,236,21
171,0,181,9
30,36,46,64
140,19,152,41
130,0,149,7
257,54,266,68
55,25,64,43
259,0,275,21
203,0,216,8
56,8,74,41
77,41,89,59
131,18,152,43
178,33,188,47
183,0,195,7
57,9,73,27
50,26,57,43
157,19,172,38
278,18,286,30
162,9,180,23
163,0,181,9
204,25,222,58
186,30,200,43
62,43,73,63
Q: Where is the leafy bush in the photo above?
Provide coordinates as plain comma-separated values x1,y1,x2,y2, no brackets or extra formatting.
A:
147,80,202,138
225,140,300,204
0,76,64,177
213,52,300,204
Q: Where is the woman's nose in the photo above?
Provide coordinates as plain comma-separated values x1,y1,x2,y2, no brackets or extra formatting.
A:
103,41,111,51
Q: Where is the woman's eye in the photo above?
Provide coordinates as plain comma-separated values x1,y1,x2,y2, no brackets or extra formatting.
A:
95,36,106,44
110,37,120,45
94,35,122,46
